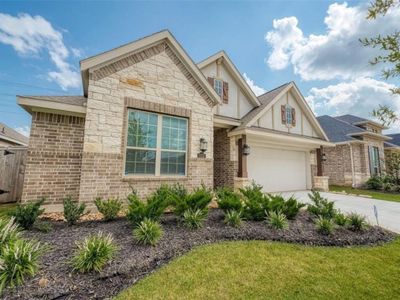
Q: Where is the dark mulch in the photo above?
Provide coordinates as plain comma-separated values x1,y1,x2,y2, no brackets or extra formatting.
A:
4,209,396,300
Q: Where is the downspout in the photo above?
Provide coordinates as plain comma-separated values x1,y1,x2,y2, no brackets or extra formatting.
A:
349,143,356,188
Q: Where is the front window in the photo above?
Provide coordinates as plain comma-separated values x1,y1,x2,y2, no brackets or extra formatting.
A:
214,79,223,97
369,146,380,176
125,110,188,176
285,105,292,125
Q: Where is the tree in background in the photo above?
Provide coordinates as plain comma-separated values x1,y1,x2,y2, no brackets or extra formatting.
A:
360,0,400,126
385,152,400,184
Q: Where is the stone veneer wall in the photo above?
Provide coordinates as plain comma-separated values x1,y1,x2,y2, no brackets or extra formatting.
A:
213,128,237,188
21,112,85,206
323,145,352,186
78,41,214,205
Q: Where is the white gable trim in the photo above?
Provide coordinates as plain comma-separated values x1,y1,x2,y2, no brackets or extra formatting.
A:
197,51,261,107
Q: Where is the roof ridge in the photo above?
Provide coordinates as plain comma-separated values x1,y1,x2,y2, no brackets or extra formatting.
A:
257,82,291,99
332,116,367,131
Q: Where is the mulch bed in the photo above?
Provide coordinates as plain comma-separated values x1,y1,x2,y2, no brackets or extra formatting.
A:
4,209,397,300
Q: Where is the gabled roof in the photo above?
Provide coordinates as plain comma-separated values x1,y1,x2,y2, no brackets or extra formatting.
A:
317,115,365,143
197,51,260,106
0,122,29,146
335,114,386,129
80,30,221,106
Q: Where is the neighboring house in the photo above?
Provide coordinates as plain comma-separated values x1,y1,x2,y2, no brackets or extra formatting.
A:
384,134,400,154
0,122,29,147
317,114,391,187
17,30,331,211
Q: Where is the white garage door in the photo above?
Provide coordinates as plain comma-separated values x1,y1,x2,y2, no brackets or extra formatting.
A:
248,146,307,192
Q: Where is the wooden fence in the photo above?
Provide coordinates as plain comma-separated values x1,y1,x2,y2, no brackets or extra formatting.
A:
0,147,27,203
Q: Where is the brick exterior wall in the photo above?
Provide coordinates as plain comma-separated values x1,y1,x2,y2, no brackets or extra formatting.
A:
213,128,237,188
21,112,85,206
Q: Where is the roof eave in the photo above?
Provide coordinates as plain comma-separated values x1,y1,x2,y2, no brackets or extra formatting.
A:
17,96,87,117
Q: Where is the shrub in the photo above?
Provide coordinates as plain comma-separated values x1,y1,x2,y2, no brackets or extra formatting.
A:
34,221,53,233
168,183,188,202
240,182,270,221
382,182,395,192
334,212,348,226
307,191,336,219
0,218,20,252
133,218,163,246
126,189,170,227
267,195,305,220
315,217,334,235
347,213,368,231
0,239,44,293
182,208,207,229
267,211,288,230
63,197,86,226
71,232,117,273
95,197,122,221
365,176,383,190
173,185,213,217
11,198,45,230
224,210,243,227
216,187,243,213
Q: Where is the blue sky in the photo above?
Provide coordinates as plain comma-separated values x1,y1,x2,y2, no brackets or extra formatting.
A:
1,0,399,135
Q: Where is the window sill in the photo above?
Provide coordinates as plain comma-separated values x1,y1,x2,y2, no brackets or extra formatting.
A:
122,176,188,182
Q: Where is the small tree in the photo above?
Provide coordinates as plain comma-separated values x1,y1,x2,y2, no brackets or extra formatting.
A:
386,152,400,184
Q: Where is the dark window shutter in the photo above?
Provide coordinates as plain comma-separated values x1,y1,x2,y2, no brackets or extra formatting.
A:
291,108,296,126
223,81,229,103
207,77,214,87
281,105,286,124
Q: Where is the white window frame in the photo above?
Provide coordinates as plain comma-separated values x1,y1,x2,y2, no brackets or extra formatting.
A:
214,79,223,97
125,109,188,177
285,105,292,126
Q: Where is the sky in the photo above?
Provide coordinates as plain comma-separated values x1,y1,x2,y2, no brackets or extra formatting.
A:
0,0,399,136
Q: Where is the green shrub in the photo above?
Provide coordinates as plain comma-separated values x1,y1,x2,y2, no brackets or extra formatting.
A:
63,197,86,226
334,212,348,226
216,187,243,212
315,217,334,235
71,232,117,273
267,211,289,230
347,213,368,231
173,185,213,217
267,195,305,220
168,183,188,202
11,198,45,230
0,218,20,252
133,218,163,246
182,208,207,229
224,210,243,227
0,239,44,293
95,197,122,221
382,182,395,192
126,189,170,227
365,176,383,190
307,191,336,219
240,182,270,221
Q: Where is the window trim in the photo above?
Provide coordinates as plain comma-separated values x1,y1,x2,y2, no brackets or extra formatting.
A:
124,109,188,178
214,79,223,98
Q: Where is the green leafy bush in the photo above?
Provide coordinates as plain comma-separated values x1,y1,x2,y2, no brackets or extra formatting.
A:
334,212,348,226
133,218,163,246
63,197,86,226
182,208,207,229
315,217,334,235
0,239,44,293
173,185,213,217
11,198,45,230
216,187,243,213
347,213,368,231
240,182,270,221
307,191,336,219
365,176,383,190
95,197,122,221
0,218,20,251
267,211,289,230
71,232,117,273
224,210,243,227
267,195,305,220
168,183,188,202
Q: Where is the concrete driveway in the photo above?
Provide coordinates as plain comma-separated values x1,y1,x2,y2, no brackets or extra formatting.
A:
281,191,400,233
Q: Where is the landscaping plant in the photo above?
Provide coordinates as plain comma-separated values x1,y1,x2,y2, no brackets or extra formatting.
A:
71,232,117,273
182,208,207,229
224,210,243,227
267,195,305,220
95,197,123,221
11,198,45,230
365,176,384,190
334,212,348,226
307,191,336,219
216,187,243,213
173,185,213,218
347,213,368,231
240,182,270,221
133,218,163,246
0,239,44,294
63,197,86,226
0,218,20,251
315,217,334,235
266,211,289,230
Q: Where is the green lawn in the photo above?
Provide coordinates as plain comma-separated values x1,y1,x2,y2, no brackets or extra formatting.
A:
0,203,16,218
116,239,400,300
330,185,400,203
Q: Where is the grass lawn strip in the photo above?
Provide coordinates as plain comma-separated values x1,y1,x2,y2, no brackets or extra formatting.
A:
330,185,400,203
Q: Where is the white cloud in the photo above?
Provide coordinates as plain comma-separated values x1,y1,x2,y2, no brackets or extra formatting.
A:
243,73,266,96
71,47,82,58
265,2,400,81
0,13,80,90
14,126,30,137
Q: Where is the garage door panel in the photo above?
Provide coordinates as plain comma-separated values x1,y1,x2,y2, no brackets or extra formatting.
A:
248,147,307,192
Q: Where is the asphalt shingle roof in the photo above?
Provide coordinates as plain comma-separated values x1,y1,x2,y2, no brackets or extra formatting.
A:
0,122,29,146
386,133,400,147
334,114,369,124
316,115,366,143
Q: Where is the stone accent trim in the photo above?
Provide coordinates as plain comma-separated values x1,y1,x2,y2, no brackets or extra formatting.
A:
125,97,191,118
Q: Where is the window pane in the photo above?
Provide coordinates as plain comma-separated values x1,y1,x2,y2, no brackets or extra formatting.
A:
127,110,158,148
125,149,156,175
161,151,186,175
162,116,187,151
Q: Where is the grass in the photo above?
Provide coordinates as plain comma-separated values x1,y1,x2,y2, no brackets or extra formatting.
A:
116,239,400,300
330,185,400,203
0,203,17,218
